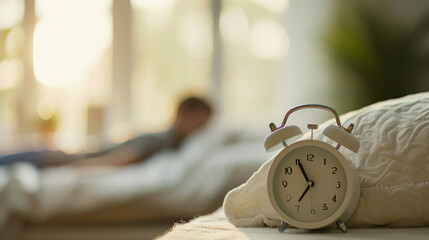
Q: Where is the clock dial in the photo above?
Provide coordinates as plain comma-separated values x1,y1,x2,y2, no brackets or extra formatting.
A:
270,141,348,224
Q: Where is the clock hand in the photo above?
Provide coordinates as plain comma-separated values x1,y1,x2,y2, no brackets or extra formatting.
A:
298,185,310,202
298,161,310,183
298,179,315,202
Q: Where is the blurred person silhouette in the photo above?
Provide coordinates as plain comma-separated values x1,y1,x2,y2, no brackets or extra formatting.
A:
0,96,212,168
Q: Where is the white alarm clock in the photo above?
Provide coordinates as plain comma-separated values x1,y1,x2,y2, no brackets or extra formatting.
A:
265,104,360,233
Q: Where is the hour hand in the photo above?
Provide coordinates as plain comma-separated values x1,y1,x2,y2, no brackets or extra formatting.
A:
298,185,310,202
298,161,310,182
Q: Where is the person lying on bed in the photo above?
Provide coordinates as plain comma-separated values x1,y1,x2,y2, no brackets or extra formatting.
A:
0,96,212,168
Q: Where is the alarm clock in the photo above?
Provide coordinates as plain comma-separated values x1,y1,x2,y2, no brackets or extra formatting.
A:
265,104,360,233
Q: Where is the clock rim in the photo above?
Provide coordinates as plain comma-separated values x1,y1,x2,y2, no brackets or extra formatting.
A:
267,140,360,230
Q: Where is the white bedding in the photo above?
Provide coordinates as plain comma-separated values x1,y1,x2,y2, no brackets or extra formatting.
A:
224,92,429,228
0,126,269,229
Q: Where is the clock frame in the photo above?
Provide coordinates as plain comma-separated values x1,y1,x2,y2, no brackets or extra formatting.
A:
264,104,360,233
267,140,360,231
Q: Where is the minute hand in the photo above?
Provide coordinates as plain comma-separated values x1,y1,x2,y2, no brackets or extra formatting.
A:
298,161,310,182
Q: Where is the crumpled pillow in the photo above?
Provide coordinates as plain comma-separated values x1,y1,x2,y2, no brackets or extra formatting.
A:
224,92,429,228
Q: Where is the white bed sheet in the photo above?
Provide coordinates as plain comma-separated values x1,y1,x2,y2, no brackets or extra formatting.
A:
0,125,269,230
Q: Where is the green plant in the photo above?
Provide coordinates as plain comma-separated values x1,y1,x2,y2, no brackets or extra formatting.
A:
324,0,429,110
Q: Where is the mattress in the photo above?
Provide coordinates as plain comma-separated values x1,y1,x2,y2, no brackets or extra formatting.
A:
158,208,429,240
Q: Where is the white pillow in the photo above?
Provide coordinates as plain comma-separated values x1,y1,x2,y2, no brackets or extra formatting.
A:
224,92,429,228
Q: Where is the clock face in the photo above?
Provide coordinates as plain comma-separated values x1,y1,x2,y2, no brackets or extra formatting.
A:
268,140,351,228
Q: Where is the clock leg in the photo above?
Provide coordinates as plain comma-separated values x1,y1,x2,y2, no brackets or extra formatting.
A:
336,220,348,233
278,221,288,233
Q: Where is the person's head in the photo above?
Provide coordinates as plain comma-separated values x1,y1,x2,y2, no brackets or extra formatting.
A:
173,96,212,140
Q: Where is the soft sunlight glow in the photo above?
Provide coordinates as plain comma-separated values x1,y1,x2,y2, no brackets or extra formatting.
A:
179,12,212,59
248,19,289,60
220,6,249,43
33,0,112,87
253,0,289,13
37,96,56,120
132,0,177,29
36,0,112,16
109,123,134,144
0,59,21,90
6,27,25,58
53,89,88,153
140,91,175,132
0,0,24,29
132,67,176,132
227,68,269,121
35,0,112,153
131,0,176,12
55,132,85,154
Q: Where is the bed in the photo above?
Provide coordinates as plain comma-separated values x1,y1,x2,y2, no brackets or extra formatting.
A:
0,125,270,240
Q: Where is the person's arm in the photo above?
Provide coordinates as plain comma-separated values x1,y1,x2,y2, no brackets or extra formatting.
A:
71,144,141,167
71,133,166,167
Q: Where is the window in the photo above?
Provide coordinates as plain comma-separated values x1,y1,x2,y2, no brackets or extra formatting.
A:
131,0,213,131
0,0,290,153
0,0,25,138
33,0,113,152
220,0,289,125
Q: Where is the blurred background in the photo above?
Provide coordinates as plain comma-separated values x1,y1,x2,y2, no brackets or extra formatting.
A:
0,0,428,155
